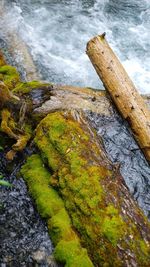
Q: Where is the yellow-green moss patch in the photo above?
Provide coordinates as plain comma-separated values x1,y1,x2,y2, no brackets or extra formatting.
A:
0,65,20,90
12,81,52,95
54,240,92,267
21,154,93,267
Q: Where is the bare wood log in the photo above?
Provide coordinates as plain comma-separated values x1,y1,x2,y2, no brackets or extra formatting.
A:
86,33,150,162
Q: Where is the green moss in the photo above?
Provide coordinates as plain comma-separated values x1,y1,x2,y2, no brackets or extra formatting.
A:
35,133,61,171
21,154,64,218
21,154,93,267
0,108,32,152
11,122,32,152
48,209,77,244
34,111,150,266
101,214,125,246
105,205,118,216
139,240,150,265
0,65,20,90
54,240,93,267
0,109,18,140
12,81,51,95
140,240,149,256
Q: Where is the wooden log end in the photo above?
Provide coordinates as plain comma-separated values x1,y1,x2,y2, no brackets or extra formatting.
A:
99,32,106,39
86,32,106,54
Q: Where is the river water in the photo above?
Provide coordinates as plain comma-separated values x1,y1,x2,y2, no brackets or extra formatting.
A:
0,0,150,93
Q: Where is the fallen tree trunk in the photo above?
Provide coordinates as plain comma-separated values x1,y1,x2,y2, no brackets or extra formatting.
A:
86,33,150,163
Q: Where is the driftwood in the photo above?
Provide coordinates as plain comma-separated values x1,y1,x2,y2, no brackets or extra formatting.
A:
86,33,150,163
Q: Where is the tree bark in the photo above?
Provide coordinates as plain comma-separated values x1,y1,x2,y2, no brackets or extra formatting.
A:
86,33,150,162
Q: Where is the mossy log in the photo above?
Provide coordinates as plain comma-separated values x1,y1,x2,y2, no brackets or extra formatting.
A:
86,34,150,163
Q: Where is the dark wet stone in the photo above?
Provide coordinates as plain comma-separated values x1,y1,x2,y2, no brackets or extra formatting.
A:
86,109,150,219
30,86,54,108
0,149,57,267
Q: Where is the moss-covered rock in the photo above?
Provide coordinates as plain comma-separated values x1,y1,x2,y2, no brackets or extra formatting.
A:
12,81,53,119
0,108,18,139
21,154,93,267
12,81,52,95
0,107,32,159
32,111,150,267
0,63,50,155
0,65,20,90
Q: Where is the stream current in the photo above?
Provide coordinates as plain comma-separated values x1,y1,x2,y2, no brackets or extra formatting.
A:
0,0,150,93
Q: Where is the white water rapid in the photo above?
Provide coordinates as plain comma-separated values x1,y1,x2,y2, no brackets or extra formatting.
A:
0,0,150,93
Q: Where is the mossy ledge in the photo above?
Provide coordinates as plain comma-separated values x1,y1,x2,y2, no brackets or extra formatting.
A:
21,154,93,267
0,65,20,90
30,111,150,267
12,80,52,95
0,60,53,156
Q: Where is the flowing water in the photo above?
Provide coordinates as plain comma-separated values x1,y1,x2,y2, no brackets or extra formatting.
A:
0,0,150,93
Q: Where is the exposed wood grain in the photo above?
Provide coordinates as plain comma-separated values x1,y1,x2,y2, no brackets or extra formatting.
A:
87,34,150,162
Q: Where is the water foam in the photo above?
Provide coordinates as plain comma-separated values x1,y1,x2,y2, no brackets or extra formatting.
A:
0,0,149,94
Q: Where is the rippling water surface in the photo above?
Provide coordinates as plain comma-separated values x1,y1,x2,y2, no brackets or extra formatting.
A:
0,0,150,93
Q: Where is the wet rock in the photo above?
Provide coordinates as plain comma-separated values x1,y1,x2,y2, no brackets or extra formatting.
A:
47,256,60,267
0,150,56,267
32,251,58,267
86,109,150,219
32,250,48,264
34,85,112,117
